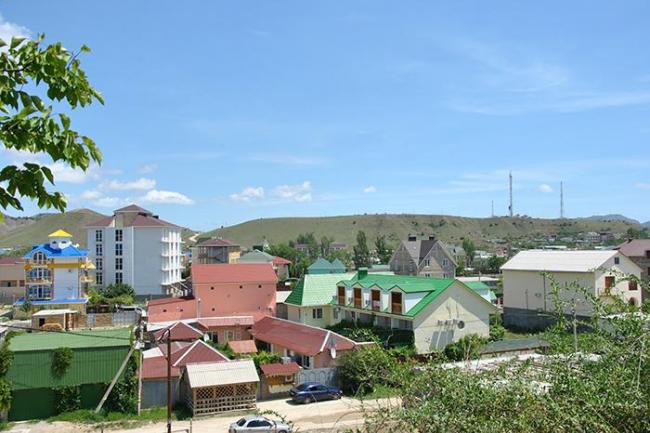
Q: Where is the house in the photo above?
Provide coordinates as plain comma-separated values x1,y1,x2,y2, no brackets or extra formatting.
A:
86,204,183,297
31,308,80,330
389,235,456,278
307,257,346,274
238,250,292,280
334,270,497,354
0,256,25,304
583,231,601,244
329,243,347,252
15,230,94,316
181,360,259,416
616,239,650,298
6,328,131,421
146,263,278,324
259,361,301,398
251,316,357,369
457,279,497,304
501,250,643,330
284,272,355,328
195,315,256,344
191,237,241,265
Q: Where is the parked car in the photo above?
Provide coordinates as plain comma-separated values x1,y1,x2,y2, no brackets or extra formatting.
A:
289,381,342,404
229,415,292,433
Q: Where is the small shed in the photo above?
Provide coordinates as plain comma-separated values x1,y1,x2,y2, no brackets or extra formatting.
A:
181,359,259,416
31,308,79,330
259,362,301,398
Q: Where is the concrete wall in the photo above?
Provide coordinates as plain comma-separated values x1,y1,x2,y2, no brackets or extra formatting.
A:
141,379,181,408
412,282,492,354
286,304,333,328
194,281,276,318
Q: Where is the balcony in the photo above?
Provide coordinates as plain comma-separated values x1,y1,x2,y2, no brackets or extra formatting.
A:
26,277,51,285
80,275,94,284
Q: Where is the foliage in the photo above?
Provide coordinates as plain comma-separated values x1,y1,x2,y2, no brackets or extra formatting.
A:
0,342,13,377
53,385,81,414
48,406,192,425
251,351,281,369
462,238,476,266
443,334,488,361
353,230,371,269
51,347,73,377
338,345,405,395
327,321,415,348
320,235,334,257
489,323,506,341
348,328,380,343
0,34,103,214
0,379,11,412
19,299,31,314
210,342,235,359
294,232,319,260
105,351,138,414
374,235,393,264
87,284,135,310
477,255,508,274
102,283,135,299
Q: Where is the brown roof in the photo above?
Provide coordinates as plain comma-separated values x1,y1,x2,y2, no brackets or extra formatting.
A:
616,239,650,257
260,362,301,377
86,215,115,228
191,263,278,284
0,257,24,265
115,204,153,214
141,340,229,380
251,317,356,357
131,214,179,228
228,340,258,354
273,256,292,266
153,322,203,342
197,238,239,247
195,316,255,330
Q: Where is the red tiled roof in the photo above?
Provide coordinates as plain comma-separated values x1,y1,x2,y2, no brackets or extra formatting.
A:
197,238,239,247
153,322,203,342
195,316,255,330
141,340,229,380
191,263,278,284
273,256,292,266
173,340,229,366
251,317,356,357
141,356,181,379
616,239,650,257
228,340,258,354
0,257,24,265
260,362,301,377
147,296,194,307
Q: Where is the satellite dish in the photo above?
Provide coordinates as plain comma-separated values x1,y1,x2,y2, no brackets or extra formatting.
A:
329,335,337,359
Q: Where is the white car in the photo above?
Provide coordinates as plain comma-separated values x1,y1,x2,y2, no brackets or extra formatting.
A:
229,415,293,433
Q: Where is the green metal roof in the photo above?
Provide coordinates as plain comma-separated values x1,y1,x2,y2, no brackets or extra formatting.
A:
339,273,456,294
307,257,336,274
238,249,274,262
9,328,131,352
463,281,497,301
285,272,355,307
330,259,347,271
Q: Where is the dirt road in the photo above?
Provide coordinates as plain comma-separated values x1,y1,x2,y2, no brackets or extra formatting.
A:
6,397,397,433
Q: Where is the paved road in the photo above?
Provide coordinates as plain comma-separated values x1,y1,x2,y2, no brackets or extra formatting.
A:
6,397,397,433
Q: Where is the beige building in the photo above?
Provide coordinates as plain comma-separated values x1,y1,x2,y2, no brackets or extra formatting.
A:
389,235,456,278
502,250,643,330
191,238,241,265
0,257,25,303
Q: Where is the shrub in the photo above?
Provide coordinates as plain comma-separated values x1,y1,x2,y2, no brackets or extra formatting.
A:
52,347,73,377
54,385,81,414
0,379,11,412
252,351,281,369
338,345,397,395
444,334,487,361
489,323,506,341
0,343,13,377
105,351,138,414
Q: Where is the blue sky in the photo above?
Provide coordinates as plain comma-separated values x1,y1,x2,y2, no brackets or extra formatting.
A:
1,1,650,230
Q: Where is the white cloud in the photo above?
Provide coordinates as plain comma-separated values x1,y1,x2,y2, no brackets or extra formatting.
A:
81,189,102,200
635,182,650,190
93,196,130,208
230,186,265,202
102,177,156,191
141,189,194,205
49,161,100,184
272,181,312,202
139,164,158,174
539,184,554,193
0,14,30,47
363,186,377,194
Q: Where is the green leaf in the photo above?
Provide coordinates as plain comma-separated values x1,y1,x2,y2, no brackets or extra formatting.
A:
9,36,25,49
0,40,6,48
59,113,70,130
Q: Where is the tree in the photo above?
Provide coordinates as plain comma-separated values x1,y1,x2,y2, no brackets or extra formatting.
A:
462,238,476,267
353,230,371,269
374,235,393,264
0,34,103,214
296,232,319,260
320,236,334,257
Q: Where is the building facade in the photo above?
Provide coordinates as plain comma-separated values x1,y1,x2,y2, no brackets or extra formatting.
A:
86,204,183,297
0,257,25,303
191,238,240,265
238,250,291,280
389,235,456,278
501,250,643,330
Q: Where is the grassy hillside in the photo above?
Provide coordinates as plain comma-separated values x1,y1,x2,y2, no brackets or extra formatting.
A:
0,209,107,249
201,214,642,249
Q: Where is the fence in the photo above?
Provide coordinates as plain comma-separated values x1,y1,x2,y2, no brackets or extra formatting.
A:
86,311,139,328
297,367,340,388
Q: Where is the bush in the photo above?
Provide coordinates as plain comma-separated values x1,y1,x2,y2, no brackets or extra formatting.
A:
52,347,73,377
444,334,487,361
338,345,398,395
105,351,138,414
54,385,81,414
489,323,506,341
252,351,281,369
0,343,13,377
0,379,11,412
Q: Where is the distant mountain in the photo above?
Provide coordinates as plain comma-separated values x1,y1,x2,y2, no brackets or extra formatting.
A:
0,208,107,249
201,213,644,249
581,214,640,224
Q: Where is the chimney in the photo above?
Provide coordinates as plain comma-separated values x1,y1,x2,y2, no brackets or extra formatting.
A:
357,267,368,279
428,235,436,241
407,234,417,242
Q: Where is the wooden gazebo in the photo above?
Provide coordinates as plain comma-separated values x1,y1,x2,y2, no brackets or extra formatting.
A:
181,360,259,416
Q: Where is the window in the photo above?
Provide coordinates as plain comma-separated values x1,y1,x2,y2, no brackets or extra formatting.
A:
333,308,339,320
224,330,235,342
115,243,123,256
96,273,103,285
629,280,638,291
115,258,123,271
614,257,620,265
32,251,46,264
95,230,103,242
96,243,103,257
391,292,402,314
371,290,381,311
354,288,362,308
95,258,103,271
115,272,123,284
337,286,346,305
312,308,323,319
115,229,123,242
424,259,431,267
443,258,449,267
646,250,650,259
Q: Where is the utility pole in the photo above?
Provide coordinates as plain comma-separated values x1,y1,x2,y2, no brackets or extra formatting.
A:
560,182,564,219
163,327,172,433
508,172,513,217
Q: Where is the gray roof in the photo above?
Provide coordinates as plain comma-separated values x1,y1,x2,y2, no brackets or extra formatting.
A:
185,359,259,388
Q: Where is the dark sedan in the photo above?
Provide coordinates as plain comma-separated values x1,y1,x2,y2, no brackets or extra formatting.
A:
289,381,342,404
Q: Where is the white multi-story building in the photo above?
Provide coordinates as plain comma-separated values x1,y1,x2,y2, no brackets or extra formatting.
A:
86,204,183,297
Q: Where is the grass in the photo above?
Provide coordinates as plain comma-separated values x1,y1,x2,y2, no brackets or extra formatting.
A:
48,406,192,429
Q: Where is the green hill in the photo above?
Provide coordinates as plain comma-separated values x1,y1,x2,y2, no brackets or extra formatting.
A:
0,209,107,249
201,214,642,249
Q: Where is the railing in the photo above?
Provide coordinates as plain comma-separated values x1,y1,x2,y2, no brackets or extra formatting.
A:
80,276,94,284
371,300,381,311
391,303,402,314
26,277,51,284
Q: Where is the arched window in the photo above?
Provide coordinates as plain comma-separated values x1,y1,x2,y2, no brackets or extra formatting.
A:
33,251,46,264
